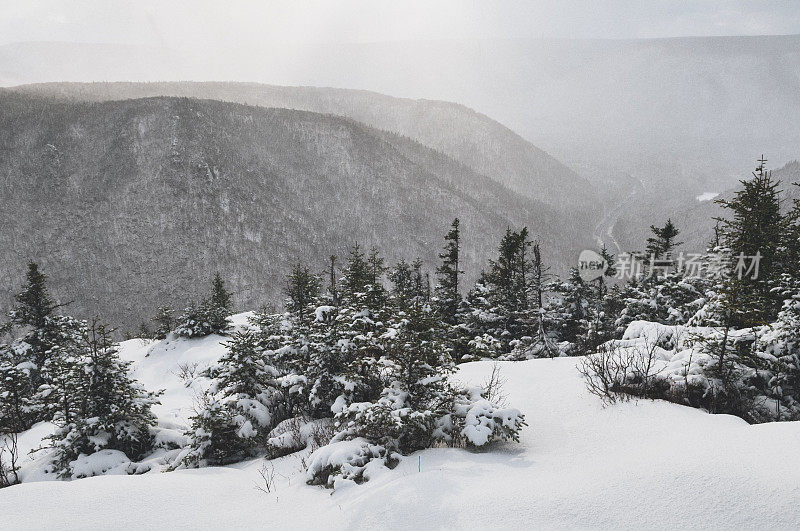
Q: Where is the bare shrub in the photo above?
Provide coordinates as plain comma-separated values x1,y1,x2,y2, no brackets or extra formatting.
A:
174,361,201,385
0,432,20,488
579,334,667,404
483,363,508,406
255,461,277,494
307,421,335,452
629,337,667,398
578,342,634,404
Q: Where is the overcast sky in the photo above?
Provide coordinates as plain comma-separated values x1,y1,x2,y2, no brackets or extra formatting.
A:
2,0,799,49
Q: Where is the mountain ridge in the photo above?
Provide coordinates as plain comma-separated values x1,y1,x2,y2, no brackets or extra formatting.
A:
0,92,592,332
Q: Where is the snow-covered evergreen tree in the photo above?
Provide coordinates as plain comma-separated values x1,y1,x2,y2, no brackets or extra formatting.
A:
433,218,462,323
175,273,233,337
151,307,175,340
49,321,161,479
175,328,286,468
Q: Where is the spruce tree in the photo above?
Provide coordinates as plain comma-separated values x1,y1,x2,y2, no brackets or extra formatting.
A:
285,263,321,321
175,273,233,337
548,268,594,351
469,228,540,354
716,159,786,326
210,273,233,313
177,329,286,468
8,262,65,388
2,263,83,428
645,219,683,259
49,321,161,478
434,218,463,324
340,244,370,302
151,307,175,340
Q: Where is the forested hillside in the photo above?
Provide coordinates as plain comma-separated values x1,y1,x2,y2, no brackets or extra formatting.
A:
12,82,598,217
0,92,592,332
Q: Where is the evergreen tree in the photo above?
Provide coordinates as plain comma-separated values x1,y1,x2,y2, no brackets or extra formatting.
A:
434,218,462,324
365,247,390,310
327,255,339,306
338,300,454,452
284,263,322,321
390,258,428,309
645,219,683,259
8,262,65,388
548,268,594,352
340,244,370,302
49,321,161,478
176,329,286,468
1,263,83,429
151,307,175,340
754,276,800,420
469,228,540,355
210,273,233,313
715,159,786,326
175,274,234,337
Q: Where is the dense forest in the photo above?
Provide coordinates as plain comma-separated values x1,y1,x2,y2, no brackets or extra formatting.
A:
0,91,595,334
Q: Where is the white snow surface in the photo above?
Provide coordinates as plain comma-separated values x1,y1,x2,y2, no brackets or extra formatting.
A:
3,312,800,529
696,191,720,201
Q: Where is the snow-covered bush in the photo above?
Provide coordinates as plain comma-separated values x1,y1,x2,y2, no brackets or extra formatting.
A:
265,417,335,458
581,315,800,423
305,438,395,488
440,386,526,447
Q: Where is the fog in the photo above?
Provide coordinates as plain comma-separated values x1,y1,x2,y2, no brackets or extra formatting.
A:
2,1,799,185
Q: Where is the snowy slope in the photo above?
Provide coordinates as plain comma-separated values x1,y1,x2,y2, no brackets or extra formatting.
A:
2,317,800,529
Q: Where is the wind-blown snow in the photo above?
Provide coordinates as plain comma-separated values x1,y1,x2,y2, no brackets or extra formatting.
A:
2,318,799,529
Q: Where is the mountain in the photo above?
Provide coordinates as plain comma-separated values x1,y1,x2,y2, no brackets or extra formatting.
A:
0,92,593,332
11,81,597,217
614,160,800,256
4,36,799,189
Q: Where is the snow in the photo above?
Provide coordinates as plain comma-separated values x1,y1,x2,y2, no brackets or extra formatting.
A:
3,323,800,528
70,450,131,479
696,192,720,201
314,305,336,322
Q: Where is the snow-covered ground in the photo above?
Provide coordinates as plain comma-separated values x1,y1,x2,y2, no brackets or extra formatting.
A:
2,314,800,529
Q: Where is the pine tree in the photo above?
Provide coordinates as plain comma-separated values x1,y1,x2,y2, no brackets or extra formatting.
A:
338,300,454,452
390,258,428,309
327,255,339,306
755,276,800,420
548,268,594,352
781,189,800,284
365,247,389,310
715,158,786,327
49,321,161,478
176,329,286,468
210,273,233,313
1,263,84,428
285,263,322,321
469,228,540,355
151,307,175,340
8,262,64,388
645,219,683,260
175,274,234,337
340,244,370,302
434,218,462,324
